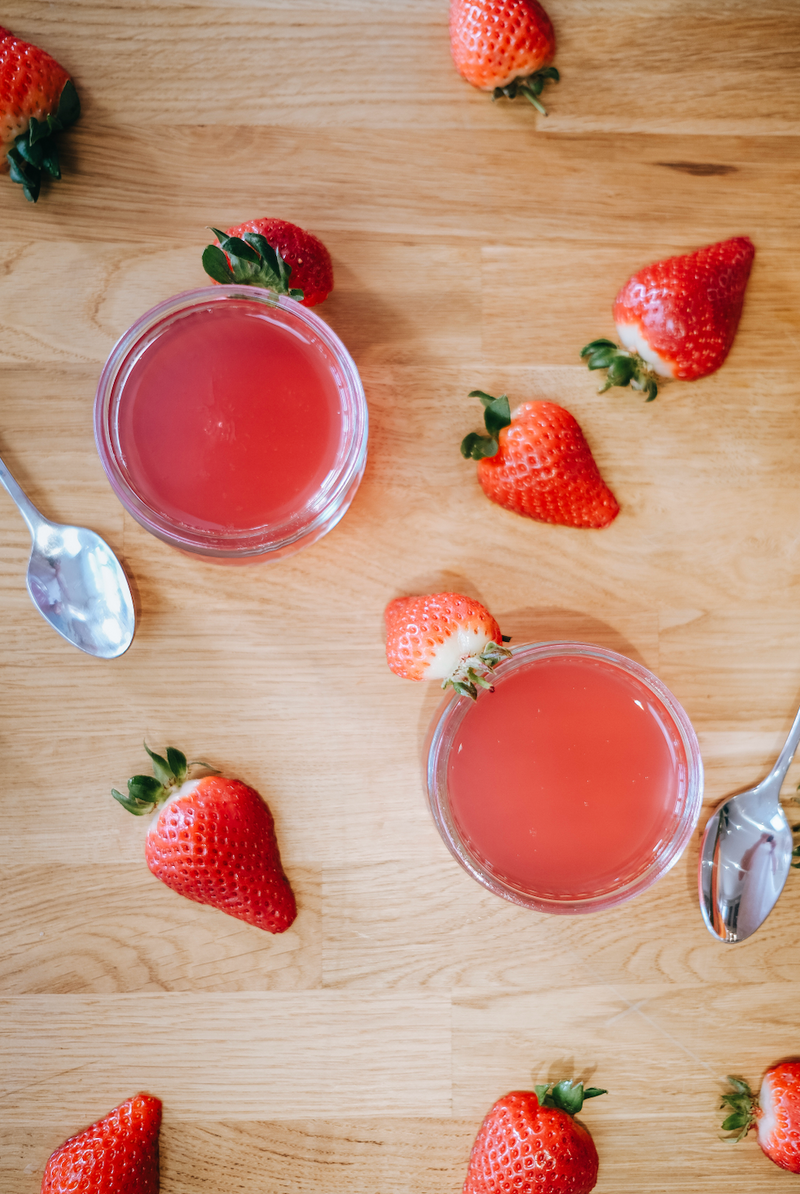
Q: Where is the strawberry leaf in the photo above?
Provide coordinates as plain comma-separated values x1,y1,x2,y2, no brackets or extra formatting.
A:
202,245,235,284
220,235,261,265
580,339,617,357
606,357,636,388
55,79,81,128
7,150,40,202
202,228,304,301
111,787,156,816
536,1080,607,1116
127,775,164,801
492,66,559,114
461,432,498,460
585,348,616,370
581,339,660,401
144,743,174,786
166,747,188,781
483,394,511,437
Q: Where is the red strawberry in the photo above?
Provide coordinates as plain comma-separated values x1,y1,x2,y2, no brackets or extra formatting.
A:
449,0,558,113
581,236,755,400
112,745,296,934
464,1081,606,1194
202,217,333,307
461,390,619,528
385,592,511,700
722,1065,800,1173
41,1093,161,1194
0,26,80,202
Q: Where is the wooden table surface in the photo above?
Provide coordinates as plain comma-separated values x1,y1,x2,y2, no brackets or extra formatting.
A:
3,2,800,1190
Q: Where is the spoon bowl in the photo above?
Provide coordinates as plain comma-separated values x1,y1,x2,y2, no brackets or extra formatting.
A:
0,453,135,659
699,704,800,942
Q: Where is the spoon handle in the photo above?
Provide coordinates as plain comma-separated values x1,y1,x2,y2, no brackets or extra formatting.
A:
0,454,45,540
766,701,800,791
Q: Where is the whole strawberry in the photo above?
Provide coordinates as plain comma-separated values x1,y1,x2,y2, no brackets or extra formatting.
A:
461,390,619,528
581,236,755,400
464,1081,606,1194
722,1065,800,1173
450,0,558,113
0,26,80,202
112,745,297,933
202,218,333,307
385,592,511,700
41,1093,161,1193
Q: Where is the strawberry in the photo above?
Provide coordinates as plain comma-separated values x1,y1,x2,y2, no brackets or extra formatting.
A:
722,1065,800,1173
385,592,511,700
449,0,559,114
41,1093,161,1193
464,1081,606,1194
461,390,619,528
0,26,80,202
581,236,755,400
202,218,334,307
112,745,296,934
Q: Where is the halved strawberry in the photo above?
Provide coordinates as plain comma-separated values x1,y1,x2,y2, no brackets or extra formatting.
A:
385,592,511,700
0,26,80,202
581,237,755,400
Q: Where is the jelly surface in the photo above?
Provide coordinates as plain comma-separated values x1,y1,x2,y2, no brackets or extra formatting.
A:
447,654,687,899
117,301,342,531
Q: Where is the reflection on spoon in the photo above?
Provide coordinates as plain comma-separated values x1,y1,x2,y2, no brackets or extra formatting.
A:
699,704,798,943
0,450,135,658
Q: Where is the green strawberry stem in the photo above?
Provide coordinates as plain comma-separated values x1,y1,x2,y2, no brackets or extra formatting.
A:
492,66,560,115
580,338,660,402
534,1080,608,1116
202,228,305,300
7,79,80,203
444,640,513,701
111,744,218,817
720,1076,758,1140
460,389,512,460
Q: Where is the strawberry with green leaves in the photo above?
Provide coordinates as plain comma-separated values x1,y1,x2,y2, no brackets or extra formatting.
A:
450,0,559,114
462,390,619,528
385,592,511,700
581,236,755,401
202,218,333,307
0,26,80,202
41,1093,161,1194
113,745,296,934
722,1065,800,1173
464,1080,606,1194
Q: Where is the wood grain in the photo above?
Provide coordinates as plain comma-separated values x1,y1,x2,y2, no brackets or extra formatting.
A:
2,0,800,1191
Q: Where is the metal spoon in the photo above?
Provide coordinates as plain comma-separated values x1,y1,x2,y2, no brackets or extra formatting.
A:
699,704,800,942
0,452,135,658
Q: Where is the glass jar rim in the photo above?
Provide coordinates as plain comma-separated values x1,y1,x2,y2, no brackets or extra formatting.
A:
425,640,704,914
94,285,368,559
